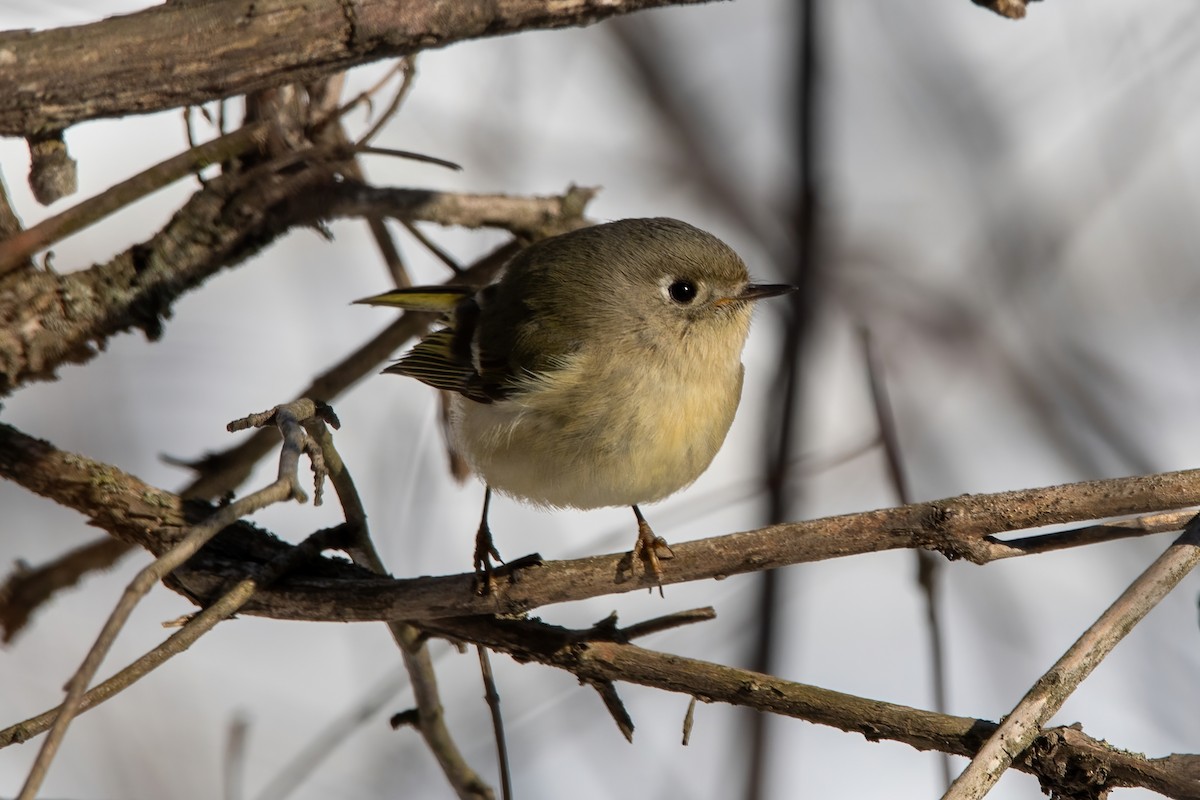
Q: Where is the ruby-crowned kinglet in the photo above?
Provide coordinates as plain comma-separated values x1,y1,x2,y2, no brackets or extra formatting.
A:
356,217,793,583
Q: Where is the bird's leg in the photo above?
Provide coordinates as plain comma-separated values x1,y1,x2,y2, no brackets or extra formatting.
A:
630,504,674,585
474,486,504,593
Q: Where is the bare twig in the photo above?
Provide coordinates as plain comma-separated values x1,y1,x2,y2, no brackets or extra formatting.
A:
224,714,250,800
0,524,350,749
0,123,270,276
356,59,419,146
477,646,513,800
682,696,697,745
309,182,597,240
422,614,1200,799
255,668,408,800
302,412,494,799
942,516,1200,800
748,0,823,794
402,220,465,274
588,678,635,743
14,401,327,798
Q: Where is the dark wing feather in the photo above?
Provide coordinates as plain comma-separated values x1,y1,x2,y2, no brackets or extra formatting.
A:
382,295,505,404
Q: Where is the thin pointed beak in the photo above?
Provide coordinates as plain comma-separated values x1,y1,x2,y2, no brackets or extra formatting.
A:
737,283,797,302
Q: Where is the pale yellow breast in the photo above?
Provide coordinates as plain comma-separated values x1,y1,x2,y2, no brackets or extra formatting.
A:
449,322,748,510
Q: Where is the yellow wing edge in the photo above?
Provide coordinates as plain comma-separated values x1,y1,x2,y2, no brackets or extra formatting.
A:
352,286,473,313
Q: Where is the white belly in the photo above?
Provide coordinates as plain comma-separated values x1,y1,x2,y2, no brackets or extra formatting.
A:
448,352,745,510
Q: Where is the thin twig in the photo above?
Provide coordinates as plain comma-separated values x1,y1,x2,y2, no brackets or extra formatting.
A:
747,0,822,794
355,146,462,172
477,646,513,800
224,714,250,800
402,220,465,274
0,123,270,275
942,515,1200,800
15,401,326,798
618,607,716,640
682,696,697,745
0,524,349,748
357,58,419,146
302,415,494,799
861,326,951,789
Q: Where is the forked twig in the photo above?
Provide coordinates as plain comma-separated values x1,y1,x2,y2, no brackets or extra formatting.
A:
943,515,1200,799
301,412,494,799
15,400,328,799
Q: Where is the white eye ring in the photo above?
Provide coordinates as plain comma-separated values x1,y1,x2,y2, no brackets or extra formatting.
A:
665,278,698,304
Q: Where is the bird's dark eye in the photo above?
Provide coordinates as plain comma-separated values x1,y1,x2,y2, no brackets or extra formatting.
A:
668,279,697,304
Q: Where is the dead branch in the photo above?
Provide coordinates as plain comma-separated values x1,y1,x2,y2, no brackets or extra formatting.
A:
0,165,593,396
944,517,1200,799
14,399,328,800
0,0,717,137
419,614,1199,799
3,418,1199,626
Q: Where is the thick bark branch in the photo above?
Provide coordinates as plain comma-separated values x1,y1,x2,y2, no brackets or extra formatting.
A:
0,0,717,137
3,419,1199,625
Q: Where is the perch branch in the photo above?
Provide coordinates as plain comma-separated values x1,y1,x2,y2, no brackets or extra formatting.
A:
3,417,1200,623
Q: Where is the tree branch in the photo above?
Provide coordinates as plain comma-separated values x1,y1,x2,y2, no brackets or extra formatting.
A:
419,614,1200,799
944,517,1200,799
14,399,326,800
3,418,1200,625
0,0,719,137
0,163,593,396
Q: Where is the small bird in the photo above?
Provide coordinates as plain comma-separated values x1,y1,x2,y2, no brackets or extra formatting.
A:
356,218,793,585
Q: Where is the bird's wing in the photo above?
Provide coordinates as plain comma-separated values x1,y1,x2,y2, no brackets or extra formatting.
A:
357,285,500,403
352,286,474,313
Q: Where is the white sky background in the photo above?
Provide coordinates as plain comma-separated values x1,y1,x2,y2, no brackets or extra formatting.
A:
4,1,1200,799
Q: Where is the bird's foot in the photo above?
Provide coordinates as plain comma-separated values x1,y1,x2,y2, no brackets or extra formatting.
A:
473,521,504,595
631,518,674,593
